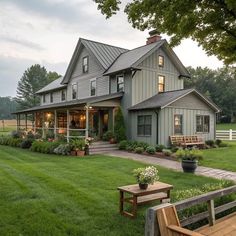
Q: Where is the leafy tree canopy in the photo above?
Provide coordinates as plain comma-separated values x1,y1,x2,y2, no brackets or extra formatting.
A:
16,64,61,110
94,0,236,64
0,97,17,119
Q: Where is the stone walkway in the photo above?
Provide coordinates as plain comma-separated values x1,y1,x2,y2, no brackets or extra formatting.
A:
105,150,236,182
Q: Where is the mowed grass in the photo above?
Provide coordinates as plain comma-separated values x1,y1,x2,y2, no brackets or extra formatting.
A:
216,123,236,130
0,146,224,236
202,141,236,172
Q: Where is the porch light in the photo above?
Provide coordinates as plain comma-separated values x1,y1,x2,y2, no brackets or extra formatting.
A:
46,113,51,118
89,106,92,109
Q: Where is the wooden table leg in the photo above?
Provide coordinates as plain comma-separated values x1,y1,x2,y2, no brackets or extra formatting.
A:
132,195,137,218
119,191,124,214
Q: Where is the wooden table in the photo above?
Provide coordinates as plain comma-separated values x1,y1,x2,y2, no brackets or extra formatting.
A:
117,181,173,218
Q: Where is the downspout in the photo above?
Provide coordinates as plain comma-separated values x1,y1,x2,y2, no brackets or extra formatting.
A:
154,110,159,145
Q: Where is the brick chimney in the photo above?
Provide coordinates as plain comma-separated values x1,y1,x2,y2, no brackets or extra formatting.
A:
146,30,162,45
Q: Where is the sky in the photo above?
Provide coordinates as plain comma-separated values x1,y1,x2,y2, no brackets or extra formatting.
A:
0,0,223,97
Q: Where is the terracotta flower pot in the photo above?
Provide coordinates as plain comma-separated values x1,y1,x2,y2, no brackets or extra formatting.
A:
70,150,77,156
77,150,85,157
109,138,117,144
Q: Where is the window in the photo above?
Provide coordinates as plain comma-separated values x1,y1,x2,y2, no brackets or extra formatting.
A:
50,93,53,103
158,55,164,67
137,115,152,136
72,84,77,100
196,115,210,133
90,79,96,96
43,94,46,103
82,56,88,73
61,90,66,101
117,75,124,92
158,75,165,92
174,114,183,134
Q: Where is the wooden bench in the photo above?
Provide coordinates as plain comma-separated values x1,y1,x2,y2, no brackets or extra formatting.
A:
170,135,204,147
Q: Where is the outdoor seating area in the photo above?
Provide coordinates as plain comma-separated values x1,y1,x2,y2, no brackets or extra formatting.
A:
170,135,205,148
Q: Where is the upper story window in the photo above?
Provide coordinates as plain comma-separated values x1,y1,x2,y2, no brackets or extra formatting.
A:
82,56,88,73
117,75,124,92
196,115,210,133
174,114,183,134
43,94,46,103
158,75,165,93
137,115,152,136
90,79,96,96
61,90,66,101
50,92,53,103
72,84,77,100
158,55,164,67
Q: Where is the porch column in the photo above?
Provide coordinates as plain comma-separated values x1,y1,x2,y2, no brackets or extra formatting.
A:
66,109,69,142
85,105,89,138
54,110,57,139
42,112,45,139
25,114,28,131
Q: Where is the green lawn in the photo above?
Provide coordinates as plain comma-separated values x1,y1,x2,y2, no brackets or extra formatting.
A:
0,146,226,236
216,123,236,130
202,142,236,172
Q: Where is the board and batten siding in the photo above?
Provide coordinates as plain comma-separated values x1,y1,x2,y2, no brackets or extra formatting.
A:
132,48,184,105
158,107,215,146
67,45,107,100
130,110,157,145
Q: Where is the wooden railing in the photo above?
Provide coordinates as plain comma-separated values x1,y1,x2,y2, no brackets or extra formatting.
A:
145,185,236,236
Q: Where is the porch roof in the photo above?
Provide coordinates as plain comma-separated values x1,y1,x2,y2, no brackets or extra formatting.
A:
14,92,123,114
128,89,220,112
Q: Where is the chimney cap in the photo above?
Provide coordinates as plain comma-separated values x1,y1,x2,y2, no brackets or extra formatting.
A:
149,29,161,36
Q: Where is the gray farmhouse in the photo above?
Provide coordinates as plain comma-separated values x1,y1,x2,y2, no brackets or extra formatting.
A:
15,31,220,146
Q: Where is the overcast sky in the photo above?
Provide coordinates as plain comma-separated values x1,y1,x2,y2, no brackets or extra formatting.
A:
0,0,223,97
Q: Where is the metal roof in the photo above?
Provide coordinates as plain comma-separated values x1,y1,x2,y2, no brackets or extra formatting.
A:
36,77,66,94
128,89,220,112
14,92,124,114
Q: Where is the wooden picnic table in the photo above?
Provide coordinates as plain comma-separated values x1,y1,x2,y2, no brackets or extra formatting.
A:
117,181,173,218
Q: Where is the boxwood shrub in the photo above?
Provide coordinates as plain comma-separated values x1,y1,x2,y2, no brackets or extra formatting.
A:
146,146,156,154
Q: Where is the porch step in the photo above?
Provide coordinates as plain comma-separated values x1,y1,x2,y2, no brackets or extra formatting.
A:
89,141,118,154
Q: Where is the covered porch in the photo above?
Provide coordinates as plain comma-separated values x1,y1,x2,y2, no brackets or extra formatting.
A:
14,93,123,141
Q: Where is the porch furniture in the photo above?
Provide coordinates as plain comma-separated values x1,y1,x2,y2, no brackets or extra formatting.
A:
170,135,204,147
118,181,173,218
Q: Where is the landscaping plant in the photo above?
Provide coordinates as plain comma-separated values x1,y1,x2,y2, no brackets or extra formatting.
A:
114,107,126,142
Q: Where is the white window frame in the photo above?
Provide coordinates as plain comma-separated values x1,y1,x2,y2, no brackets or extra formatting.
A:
90,79,96,97
72,83,77,100
61,89,66,101
158,75,165,93
82,56,88,73
158,55,164,67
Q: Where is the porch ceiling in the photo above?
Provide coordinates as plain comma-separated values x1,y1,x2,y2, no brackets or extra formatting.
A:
14,92,123,114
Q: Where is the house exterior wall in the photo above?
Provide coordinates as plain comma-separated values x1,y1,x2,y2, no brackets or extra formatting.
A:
132,48,184,105
129,110,157,145
40,89,66,105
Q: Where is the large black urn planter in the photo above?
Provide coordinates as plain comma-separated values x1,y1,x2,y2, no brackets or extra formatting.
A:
181,160,198,173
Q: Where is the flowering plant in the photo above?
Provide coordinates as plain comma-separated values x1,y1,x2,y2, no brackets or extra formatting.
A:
133,166,159,184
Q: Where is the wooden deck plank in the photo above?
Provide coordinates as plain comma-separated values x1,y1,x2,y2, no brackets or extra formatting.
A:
197,213,236,236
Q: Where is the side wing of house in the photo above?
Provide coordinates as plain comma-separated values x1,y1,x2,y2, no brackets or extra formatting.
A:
158,93,216,146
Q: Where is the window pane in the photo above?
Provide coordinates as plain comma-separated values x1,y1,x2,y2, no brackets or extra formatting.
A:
174,114,182,134
91,80,96,96
138,125,144,135
158,84,164,93
145,115,152,125
83,57,88,73
118,83,124,92
72,84,77,99
117,75,124,92
158,76,165,92
138,116,144,125
145,125,151,135
159,76,164,84
118,76,124,84
158,55,164,66
204,116,210,132
196,116,203,132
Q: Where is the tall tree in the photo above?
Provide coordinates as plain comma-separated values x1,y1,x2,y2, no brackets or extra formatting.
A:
0,97,17,119
94,0,236,64
16,64,60,109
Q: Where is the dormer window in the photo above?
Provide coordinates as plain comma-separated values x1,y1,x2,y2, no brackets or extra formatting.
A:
61,90,66,101
158,55,164,67
43,94,46,103
82,56,88,73
50,93,53,103
72,84,77,100
90,79,96,96
117,75,124,92
158,75,165,93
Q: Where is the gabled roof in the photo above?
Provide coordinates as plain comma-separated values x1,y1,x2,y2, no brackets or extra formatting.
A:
36,77,66,94
128,89,220,112
62,38,128,84
104,39,190,77
14,92,124,114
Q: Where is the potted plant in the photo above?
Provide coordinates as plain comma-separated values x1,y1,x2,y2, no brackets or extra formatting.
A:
176,149,203,173
71,139,86,156
133,166,159,190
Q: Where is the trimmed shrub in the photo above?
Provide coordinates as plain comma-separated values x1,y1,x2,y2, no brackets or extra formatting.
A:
20,139,33,149
171,146,179,153
205,140,214,147
126,145,134,152
137,141,149,150
162,149,172,156
119,140,128,150
31,140,61,154
102,130,114,141
114,107,126,142
134,147,144,154
215,139,222,146
54,144,71,155
11,130,23,139
146,146,156,154
155,144,166,152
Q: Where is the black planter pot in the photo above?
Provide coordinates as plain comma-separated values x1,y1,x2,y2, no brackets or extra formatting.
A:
181,160,198,173
139,183,148,190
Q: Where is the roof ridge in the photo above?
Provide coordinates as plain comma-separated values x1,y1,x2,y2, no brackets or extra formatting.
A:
80,38,129,51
